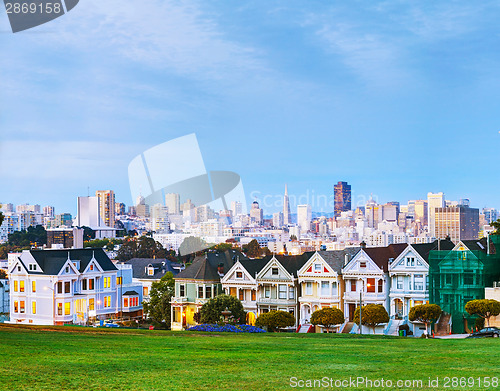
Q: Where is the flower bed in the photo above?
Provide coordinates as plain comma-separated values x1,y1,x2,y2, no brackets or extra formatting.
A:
187,324,266,333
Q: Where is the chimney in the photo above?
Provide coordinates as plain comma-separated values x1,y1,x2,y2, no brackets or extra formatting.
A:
344,253,350,266
217,262,224,275
360,241,366,249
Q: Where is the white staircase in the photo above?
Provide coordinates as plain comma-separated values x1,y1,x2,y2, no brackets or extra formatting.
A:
298,324,311,333
387,319,402,336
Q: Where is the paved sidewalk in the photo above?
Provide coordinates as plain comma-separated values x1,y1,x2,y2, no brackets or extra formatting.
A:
433,334,469,339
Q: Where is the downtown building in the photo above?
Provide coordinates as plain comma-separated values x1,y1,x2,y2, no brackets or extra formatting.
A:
334,181,351,218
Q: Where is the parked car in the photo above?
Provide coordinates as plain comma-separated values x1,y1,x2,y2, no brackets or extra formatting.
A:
466,326,499,338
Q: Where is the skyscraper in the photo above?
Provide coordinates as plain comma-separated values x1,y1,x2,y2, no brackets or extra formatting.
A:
297,204,311,232
283,184,291,226
273,211,284,228
165,193,180,215
250,201,263,225
428,192,445,237
434,204,479,242
96,190,115,228
334,181,351,217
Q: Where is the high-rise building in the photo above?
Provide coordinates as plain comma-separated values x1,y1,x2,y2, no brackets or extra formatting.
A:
434,204,479,242
0,203,14,213
165,193,180,215
46,227,84,249
297,204,311,232
115,202,126,215
136,196,150,218
77,197,101,227
250,201,263,225
413,200,428,226
334,181,351,217
428,192,446,237
365,199,380,228
96,190,115,228
482,208,498,224
283,184,291,226
16,204,41,214
273,212,284,228
150,203,169,233
54,213,73,227
43,206,55,219
231,201,242,217
381,202,399,222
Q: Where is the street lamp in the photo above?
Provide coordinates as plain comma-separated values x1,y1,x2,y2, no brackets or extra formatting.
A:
359,280,371,335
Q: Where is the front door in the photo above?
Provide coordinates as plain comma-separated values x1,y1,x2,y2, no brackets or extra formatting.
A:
348,303,356,321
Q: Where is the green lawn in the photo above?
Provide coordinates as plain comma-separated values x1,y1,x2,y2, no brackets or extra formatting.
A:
0,325,498,390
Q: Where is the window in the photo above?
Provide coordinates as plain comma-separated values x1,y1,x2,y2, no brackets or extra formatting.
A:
124,298,129,307
20,280,25,293
198,286,204,299
64,302,71,315
414,275,424,290
406,257,415,266
64,281,70,294
278,285,287,299
82,279,87,290
65,266,69,273
32,281,36,293
103,277,111,289
17,266,21,272
32,301,36,314
14,301,18,313
305,282,312,295
57,281,63,294
20,301,25,313
350,280,356,292
148,267,154,276
180,285,185,297
272,268,279,275
321,281,329,296
239,290,245,301
396,276,403,290
117,277,122,285
288,286,294,300
143,287,149,297
367,278,375,293
314,263,321,272
331,281,337,295
14,281,18,292
229,287,237,297
89,298,94,311
89,264,94,271
57,303,63,315
88,279,94,290
205,286,212,298
236,271,243,279
359,262,366,268
104,296,111,308
264,286,271,298
464,270,474,285
251,290,256,301
378,279,383,293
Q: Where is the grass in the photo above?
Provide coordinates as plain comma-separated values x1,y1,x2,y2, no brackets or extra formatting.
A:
0,324,498,390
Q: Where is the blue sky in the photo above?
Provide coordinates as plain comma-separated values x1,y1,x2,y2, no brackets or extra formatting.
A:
1,1,500,215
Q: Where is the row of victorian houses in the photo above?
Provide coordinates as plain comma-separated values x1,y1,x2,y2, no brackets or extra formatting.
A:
171,240,472,336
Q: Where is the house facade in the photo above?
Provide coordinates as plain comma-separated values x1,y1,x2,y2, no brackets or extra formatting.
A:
8,248,142,325
297,249,359,329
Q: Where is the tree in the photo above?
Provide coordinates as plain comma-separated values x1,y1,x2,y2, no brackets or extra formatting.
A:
353,304,389,334
255,310,295,332
290,235,297,241
0,211,4,227
310,307,345,333
81,226,96,241
491,219,500,235
136,236,166,259
142,272,175,328
408,304,442,337
244,239,261,258
465,299,500,327
178,236,208,257
0,269,6,279
116,239,138,261
199,294,246,325
8,225,47,247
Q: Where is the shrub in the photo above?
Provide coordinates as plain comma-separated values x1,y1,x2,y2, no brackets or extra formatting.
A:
187,324,266,333
310,307,344,332
255,310,295,332
200,294,246,325
353,304,389,334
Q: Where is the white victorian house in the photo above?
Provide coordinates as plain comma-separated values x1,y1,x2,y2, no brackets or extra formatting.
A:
297,249,359,329
342,244,407,332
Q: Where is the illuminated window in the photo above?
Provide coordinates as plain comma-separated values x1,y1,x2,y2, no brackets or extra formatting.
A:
20,301,25,314
32,301,36,314
103,277,110,289
32,281,36,293
229,287,236,297
89,299,94,311
14,281,18,292
239,289,245,301
236,271,243,279
143,286,149,296
105,296,111,308
89,279,94,290
251,290,256,301
367,278,375,293
148,267,154,276
14,301,18,313
57,303,62,315
117,277,122,285
90,264,94,271
20,280,25,292
64,302,70,315
124,298,129,307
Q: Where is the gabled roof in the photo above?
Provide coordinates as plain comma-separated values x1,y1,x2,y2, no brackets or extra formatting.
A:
26,248,116,275
124,258,179,279
237,258,269,278
363,243,408,272
412,240,454,261
176,249,247,281
258,253,310,278
315,248,361,273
